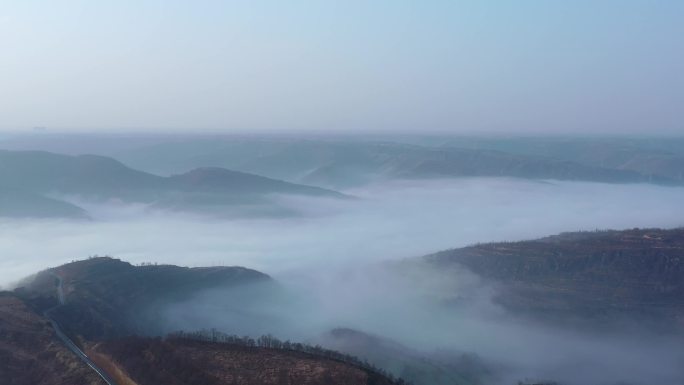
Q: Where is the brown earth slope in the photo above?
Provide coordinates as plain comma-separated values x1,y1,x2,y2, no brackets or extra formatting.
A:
92,336,397,385
0,292,105,385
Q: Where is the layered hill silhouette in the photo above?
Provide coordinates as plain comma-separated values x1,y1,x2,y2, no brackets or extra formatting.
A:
3,135,682,189
441,136,684,183
0,150,345,218
107,138,678,188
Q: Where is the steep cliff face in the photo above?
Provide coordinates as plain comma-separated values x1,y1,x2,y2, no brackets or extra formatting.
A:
425,228,684,328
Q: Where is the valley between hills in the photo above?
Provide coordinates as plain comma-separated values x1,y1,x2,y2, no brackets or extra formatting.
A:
2,227,684,385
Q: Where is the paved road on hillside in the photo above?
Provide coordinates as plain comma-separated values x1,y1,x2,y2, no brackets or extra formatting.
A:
43,272,118,385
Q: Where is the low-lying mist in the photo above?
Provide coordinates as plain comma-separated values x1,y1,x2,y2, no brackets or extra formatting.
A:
2,178,683,285
2,178,684,384
159,262,684,385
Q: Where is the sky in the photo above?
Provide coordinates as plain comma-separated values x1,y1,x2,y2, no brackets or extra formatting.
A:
0,1,682,134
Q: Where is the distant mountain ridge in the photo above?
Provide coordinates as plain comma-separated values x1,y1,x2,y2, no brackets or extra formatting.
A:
101,138,679,188
2,135,682,188
0,149,345,218
440,136,684,183
167,167,340,196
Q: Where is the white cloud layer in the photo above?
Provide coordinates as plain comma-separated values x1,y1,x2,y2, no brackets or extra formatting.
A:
2,178,683,287
3,178,684,384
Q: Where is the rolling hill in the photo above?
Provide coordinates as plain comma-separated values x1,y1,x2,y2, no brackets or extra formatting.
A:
18,257,272,339
4,258,404,385
0,150,345,218
424,228,684,329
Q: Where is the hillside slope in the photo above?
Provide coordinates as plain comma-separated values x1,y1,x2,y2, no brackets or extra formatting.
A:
319,328,491,385
91,336,398,385
0,293,105,385
425,228,684,328
19,257,272,339
7,259,404,385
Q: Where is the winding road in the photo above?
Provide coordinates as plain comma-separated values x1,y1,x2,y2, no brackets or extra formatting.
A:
43,272,118,385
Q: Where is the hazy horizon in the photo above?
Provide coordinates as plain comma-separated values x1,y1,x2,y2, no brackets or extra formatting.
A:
1,1,682,135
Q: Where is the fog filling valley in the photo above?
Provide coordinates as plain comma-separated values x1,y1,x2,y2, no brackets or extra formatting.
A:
3,178,684,384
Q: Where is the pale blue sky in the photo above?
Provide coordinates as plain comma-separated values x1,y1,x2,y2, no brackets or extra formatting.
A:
0,1,682,134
